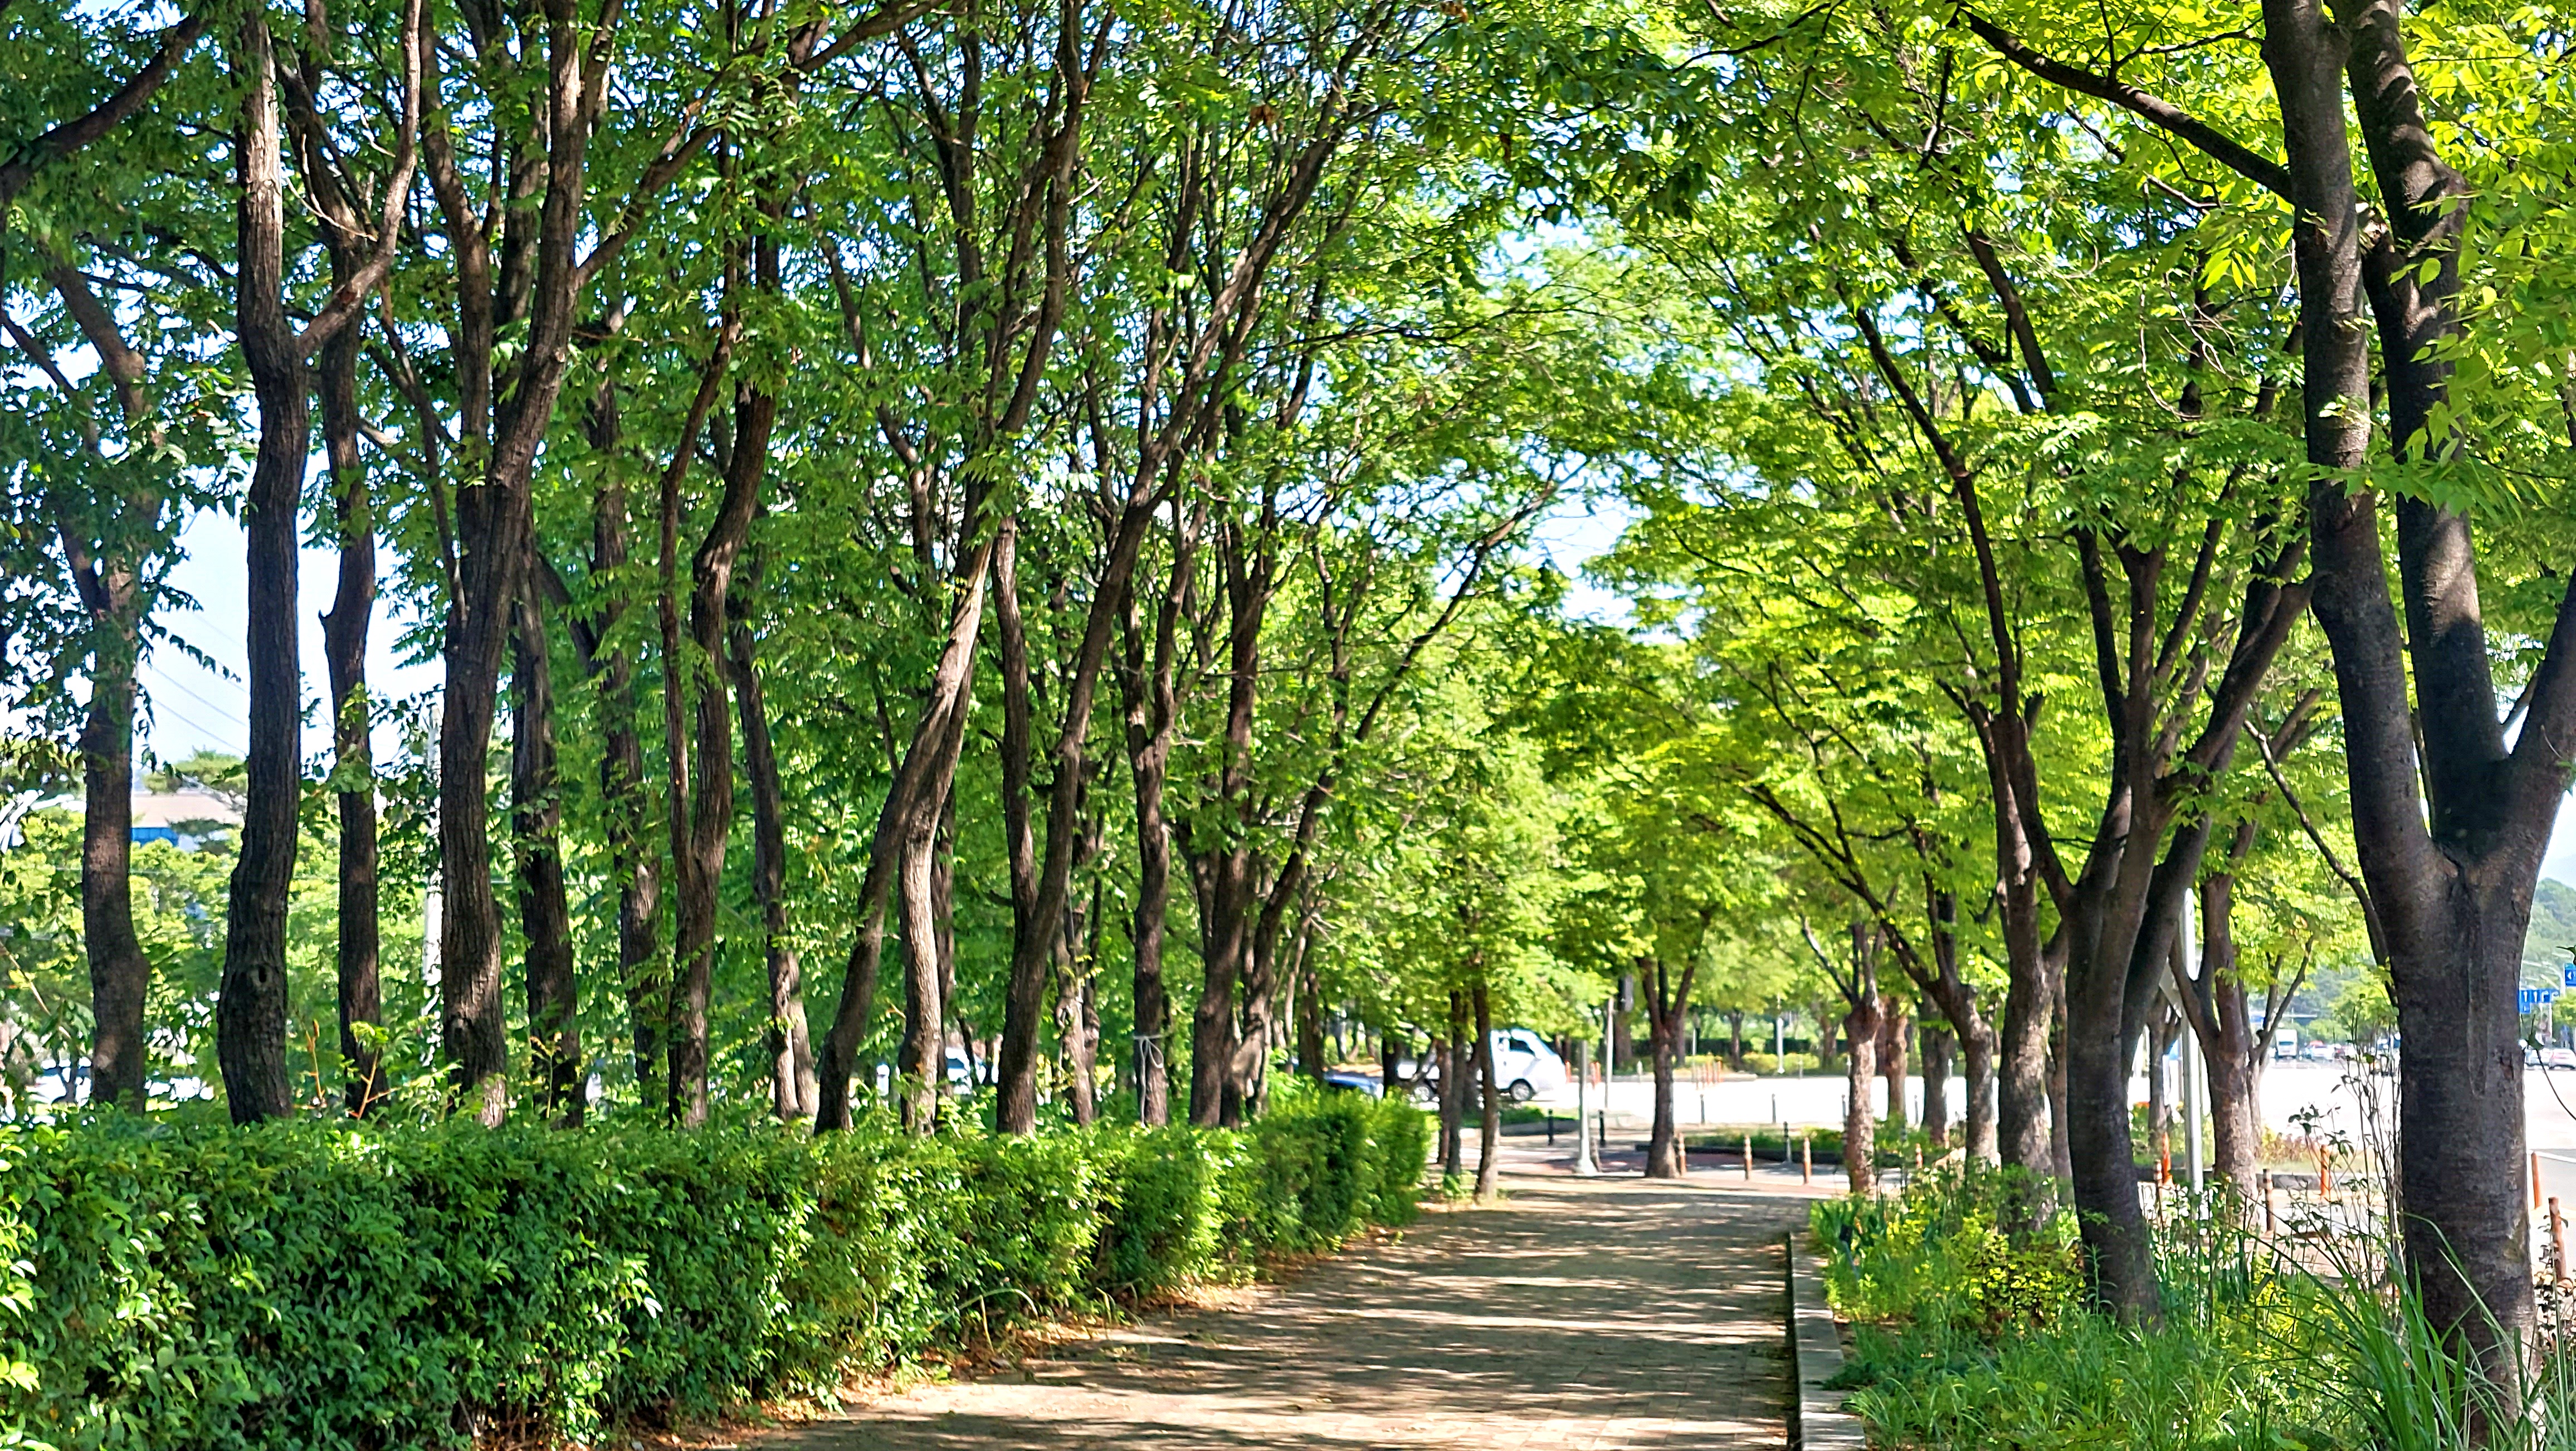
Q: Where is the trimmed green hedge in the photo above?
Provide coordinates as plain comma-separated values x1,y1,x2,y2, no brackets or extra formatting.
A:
0,1093,1426,1450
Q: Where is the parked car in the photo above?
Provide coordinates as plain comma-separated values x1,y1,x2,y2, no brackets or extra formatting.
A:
1319,1067,1383,1097
1394,1029,1571,1104
2544,1046,2576,1071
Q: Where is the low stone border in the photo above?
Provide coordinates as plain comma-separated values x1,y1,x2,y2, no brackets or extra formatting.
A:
1787,1232,1867,1450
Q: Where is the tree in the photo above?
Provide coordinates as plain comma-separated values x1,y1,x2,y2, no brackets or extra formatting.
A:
1959,0,2576,1368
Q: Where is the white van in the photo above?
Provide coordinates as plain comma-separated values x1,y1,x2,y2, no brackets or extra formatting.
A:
1399,1029,1569,1103
1491,1028,1570,1102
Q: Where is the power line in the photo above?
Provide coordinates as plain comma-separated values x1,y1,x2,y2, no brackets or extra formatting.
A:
140,660,251,733
138,694,241,752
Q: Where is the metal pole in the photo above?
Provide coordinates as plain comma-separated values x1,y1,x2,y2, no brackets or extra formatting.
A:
1602,995,1615,1088
1572,1036,1599,1177
2184,887,2206,1199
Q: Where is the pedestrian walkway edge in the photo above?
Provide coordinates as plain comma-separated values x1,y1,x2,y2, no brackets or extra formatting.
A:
1787,1231,1866,1450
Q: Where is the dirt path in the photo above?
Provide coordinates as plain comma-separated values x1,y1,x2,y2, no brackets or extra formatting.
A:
759,1158,1815,1450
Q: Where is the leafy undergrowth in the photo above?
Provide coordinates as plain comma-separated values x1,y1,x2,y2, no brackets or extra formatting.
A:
1813,1169,2576,1450
0,1092,1426,1450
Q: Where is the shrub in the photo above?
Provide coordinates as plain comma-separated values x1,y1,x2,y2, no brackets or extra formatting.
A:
1807,1169,2563,1449
0,1095,1425,1450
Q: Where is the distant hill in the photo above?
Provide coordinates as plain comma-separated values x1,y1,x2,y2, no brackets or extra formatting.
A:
2534,878,2576,981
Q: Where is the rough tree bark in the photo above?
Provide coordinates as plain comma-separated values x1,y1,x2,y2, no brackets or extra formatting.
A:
217,8,313,1125
1921,1019,1952,1147
511,585,579,1124
1187,520,1274,1127
76,640,148,1110
2173,821,2309,1200
1438,992,1467,1180
1644,952,1701,1180
731,564,818,1121
663,362,776,1126
31,275,166,1114
1879,996,1910,1133
557,382,667,1106
317,317,380,1117
1114,517,1194,1125
1843,991,1882,1198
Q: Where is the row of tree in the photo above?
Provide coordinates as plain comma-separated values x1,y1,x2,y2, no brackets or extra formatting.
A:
3,0,1683,1152
7,0,2575,1398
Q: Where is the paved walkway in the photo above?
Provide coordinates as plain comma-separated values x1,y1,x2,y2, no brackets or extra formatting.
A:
761,1147,1816,1450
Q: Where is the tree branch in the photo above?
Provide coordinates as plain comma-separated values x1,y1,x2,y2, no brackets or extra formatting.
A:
0,11,211,211
1958,11,2292,199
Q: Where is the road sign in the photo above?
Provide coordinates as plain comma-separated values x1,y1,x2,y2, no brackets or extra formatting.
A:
2563,962,2576,990
2526,987,2564,1014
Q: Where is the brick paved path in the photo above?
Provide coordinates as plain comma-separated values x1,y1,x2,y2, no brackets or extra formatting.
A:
761,1161,1810,1450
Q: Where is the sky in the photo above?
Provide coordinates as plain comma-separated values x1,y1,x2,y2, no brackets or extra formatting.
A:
139,499,2576,889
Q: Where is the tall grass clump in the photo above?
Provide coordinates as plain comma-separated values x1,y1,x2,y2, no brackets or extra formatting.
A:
1809,1168,2576,1449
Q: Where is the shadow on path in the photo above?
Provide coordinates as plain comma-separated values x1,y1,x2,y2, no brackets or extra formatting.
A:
762,1173,1804,1450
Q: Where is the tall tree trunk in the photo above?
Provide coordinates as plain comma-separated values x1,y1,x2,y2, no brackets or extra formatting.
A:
1843,989,1882,1198
1879,995,1910,1132
2145,1002,2177,1171
731,585,816,1121
1293,904,1326,1088
1114,560,1185,1124
218,10,306,1126
1230,861,1285,1122
1438,992,1466,1180
1960,1024,1998,1166
817,542,993,1132
910,728,979,1129
586,409,666,1109
1188,522,1274,1128
1645,955,1700,1180
318,317,381,1118
2177,839,2269,1199
1921,1020,1953,1147
77,641,150,1111
656,409,705,1125
995,461,1170,1134
1191,849,1251,1126
1115,548,1185,1123
1053,870,1101,1126
1984,728,2057,1177
663,378,774,1126
512,587,580,1124
1472,981,1501,1201
432,0,612,1129
991,519,1050,1133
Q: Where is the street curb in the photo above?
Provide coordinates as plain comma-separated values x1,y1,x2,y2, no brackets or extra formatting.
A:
1787,1232,1867,1450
